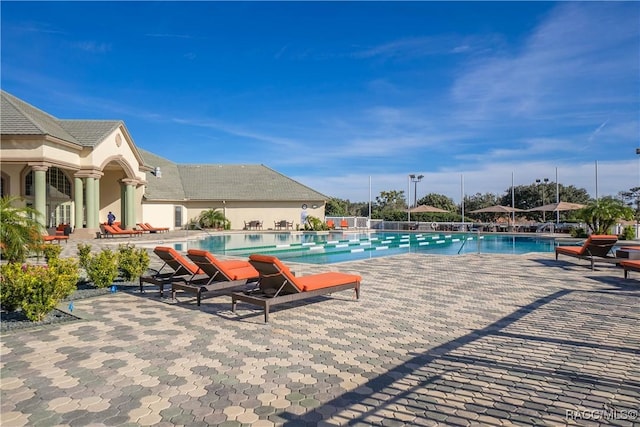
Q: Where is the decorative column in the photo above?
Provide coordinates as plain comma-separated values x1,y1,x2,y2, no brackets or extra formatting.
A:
122,179,136,229
120,183,126,226
74,176,84,229
32,165,48,228
85,177,96,228
94,178,101,226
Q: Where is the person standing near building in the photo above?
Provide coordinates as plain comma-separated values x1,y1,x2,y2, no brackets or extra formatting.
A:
107,211,116,226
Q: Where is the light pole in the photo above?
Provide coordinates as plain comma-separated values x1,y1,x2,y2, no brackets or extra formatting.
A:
409,174,423,208
535,178,549,222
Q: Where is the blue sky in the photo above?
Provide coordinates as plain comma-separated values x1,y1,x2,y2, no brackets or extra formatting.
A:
2,1,638,203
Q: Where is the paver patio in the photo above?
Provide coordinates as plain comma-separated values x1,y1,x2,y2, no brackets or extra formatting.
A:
1,245,639,426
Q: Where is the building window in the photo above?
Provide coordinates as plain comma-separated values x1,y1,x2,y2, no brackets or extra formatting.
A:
174,206,182,228
0,176,6,197
25,167,71,197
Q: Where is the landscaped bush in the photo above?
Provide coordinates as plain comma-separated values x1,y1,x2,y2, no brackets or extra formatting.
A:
0,259,79,321
303,215,328,231
570,227,588,238
621,225,636,240
77,243,92,270
0,263,29,312
86,248,119,288
21,259,79,321
117,244,150,282
42,244,62,262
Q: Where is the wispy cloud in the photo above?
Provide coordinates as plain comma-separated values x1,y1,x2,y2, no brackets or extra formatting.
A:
352,34,501,61
588,120,609,142
73,41,111,53
451,3,639,124
145,33,193,39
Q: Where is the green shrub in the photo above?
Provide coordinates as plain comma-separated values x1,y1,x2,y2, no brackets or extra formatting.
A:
47,258,80,300
117,244,150,282
77,243,92,270
570,227,588,238
621,225,636,240
1,259,79,321
86,248,119,288
42,244,62,262
21,259,79,321
303,215,328,231
0,263,29,312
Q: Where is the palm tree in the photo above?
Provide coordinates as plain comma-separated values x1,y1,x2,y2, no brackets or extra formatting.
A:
577,197,634,235
0,196,45,263
197,208,230,230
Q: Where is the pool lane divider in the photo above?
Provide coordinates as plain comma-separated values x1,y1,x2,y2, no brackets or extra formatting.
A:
218,233,483,256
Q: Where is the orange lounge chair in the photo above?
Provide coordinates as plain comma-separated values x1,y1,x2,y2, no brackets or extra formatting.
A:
102,223,143,237
42,234,68,244
620,259,640,279
326,220,335,229
232,254,361,323
340,219,349,229
175,249,259,305
145,222,169,233
555,235,619,270
137,223,152,233
139,246,204,295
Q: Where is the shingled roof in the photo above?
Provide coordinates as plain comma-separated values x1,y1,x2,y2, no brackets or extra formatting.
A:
139,149,328,202
1,90,328,203
1,90,122,147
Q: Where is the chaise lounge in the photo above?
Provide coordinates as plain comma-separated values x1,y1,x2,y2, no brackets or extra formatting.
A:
620,259,640,279
42,234,69,244
175,249,260,306
139,246,203,296
555,234,619,270
231,254,361,323
101,223,144,237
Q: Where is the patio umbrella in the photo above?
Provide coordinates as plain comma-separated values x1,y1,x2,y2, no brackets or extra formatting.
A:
527,202,585,212
407,205,449,213
468,205,523,214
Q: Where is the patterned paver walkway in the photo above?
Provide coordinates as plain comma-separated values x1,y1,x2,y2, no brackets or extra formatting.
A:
1,242,639,426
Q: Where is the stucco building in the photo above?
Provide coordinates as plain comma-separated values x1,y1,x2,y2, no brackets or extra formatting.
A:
0,91,327,237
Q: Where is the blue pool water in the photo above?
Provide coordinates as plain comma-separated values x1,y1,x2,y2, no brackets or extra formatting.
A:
174,232,560,264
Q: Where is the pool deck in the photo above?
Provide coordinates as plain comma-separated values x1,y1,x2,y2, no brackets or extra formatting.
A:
1,232,639,426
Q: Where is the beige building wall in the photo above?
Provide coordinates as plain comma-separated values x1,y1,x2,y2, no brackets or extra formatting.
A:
83,129,146,182
181,200,325,230
142,202,178,230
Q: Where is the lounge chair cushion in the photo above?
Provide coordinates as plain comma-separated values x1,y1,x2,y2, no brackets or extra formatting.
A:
154,246,202,275
296,272,363,292
621,260,640,269
248,254,361,292
187,249,259,281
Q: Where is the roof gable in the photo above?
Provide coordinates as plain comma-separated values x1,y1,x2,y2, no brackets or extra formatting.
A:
59,120,122,147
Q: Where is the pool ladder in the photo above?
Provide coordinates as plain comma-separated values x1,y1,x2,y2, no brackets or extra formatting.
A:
457,231,482,254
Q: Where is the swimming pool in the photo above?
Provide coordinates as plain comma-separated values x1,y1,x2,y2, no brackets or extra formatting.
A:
173,232,560,264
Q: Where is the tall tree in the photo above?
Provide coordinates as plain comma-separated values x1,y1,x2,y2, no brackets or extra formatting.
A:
463,193,501,222
619,187,640,220
416,193,457,212
325,198,349,217
498,183,590,222
372,190,407,220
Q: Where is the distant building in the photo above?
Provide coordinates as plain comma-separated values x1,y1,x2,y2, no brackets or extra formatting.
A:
0,90,327,236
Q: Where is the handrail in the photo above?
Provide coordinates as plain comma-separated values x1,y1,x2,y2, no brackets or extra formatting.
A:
457,230,482,254
186,223,215,237
457,234,470,254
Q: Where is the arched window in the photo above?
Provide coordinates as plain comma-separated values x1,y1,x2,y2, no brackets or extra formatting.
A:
25,167,71,198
